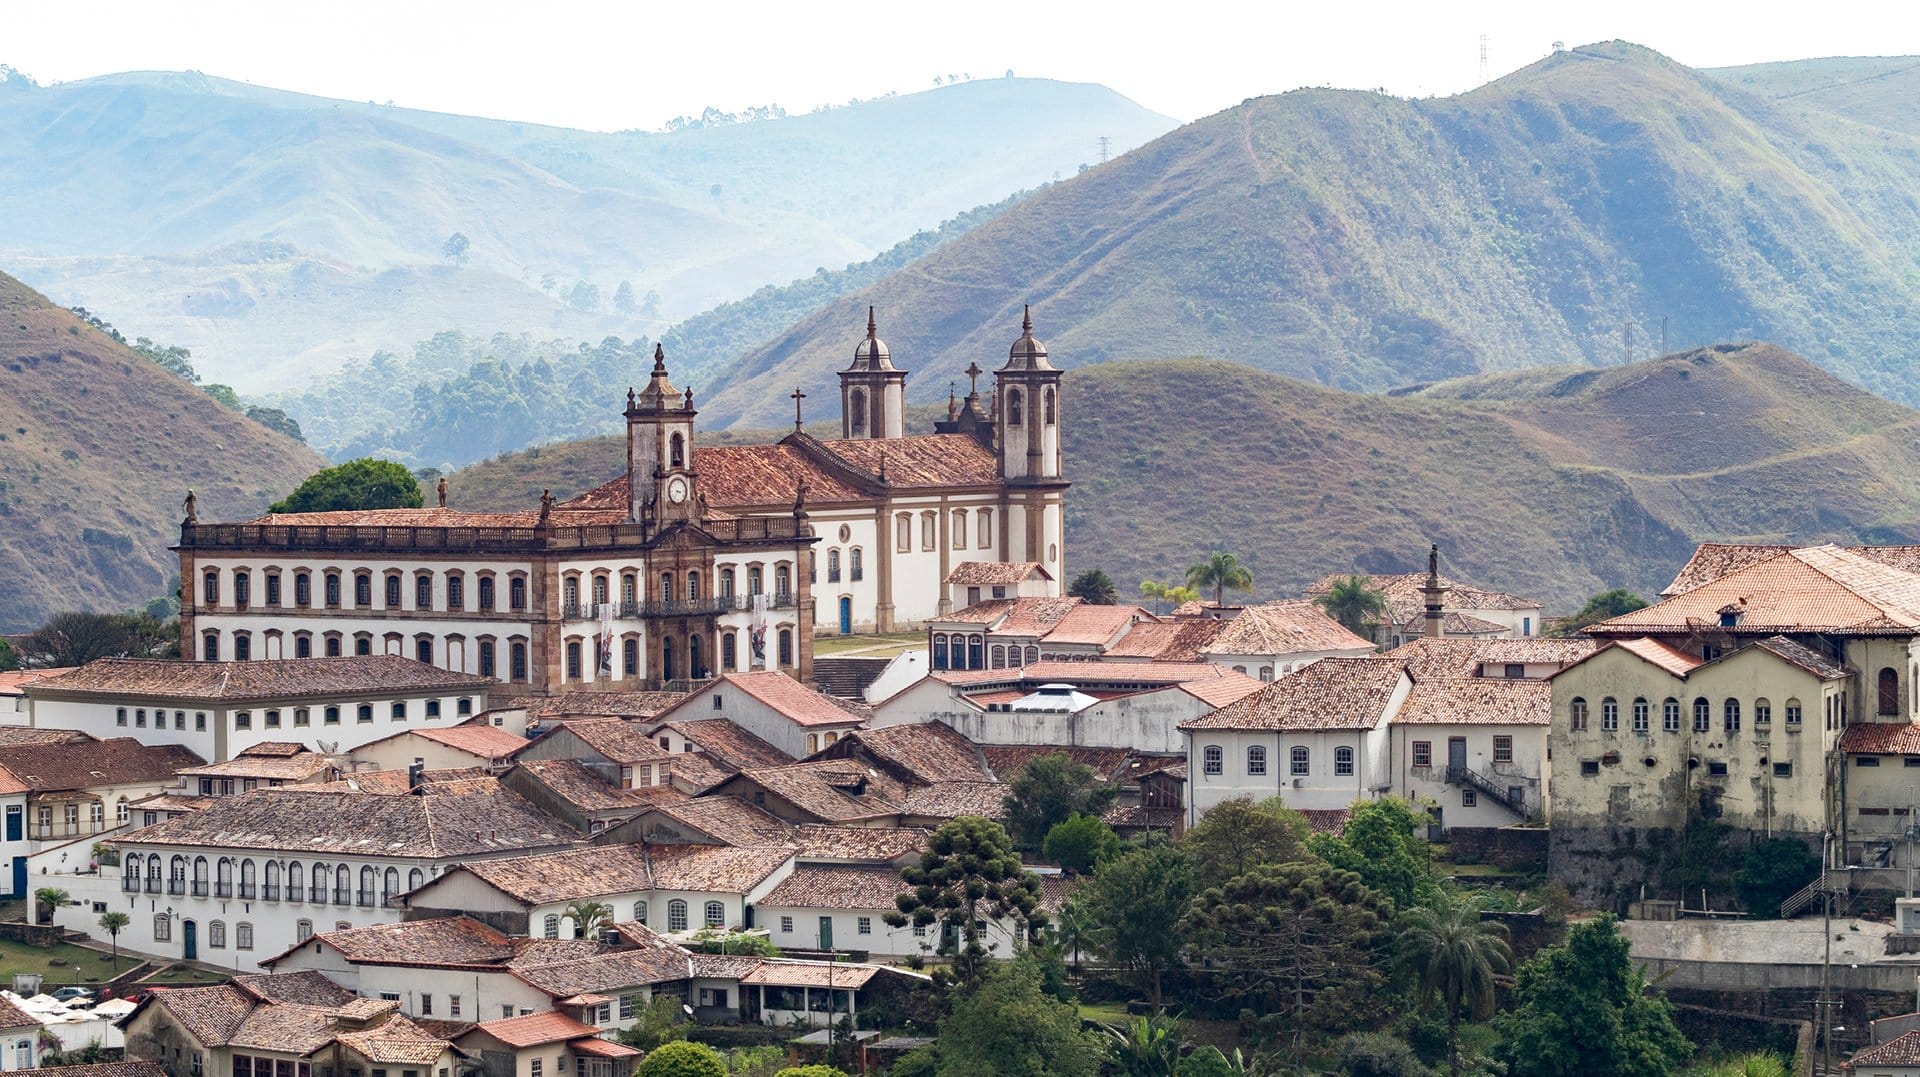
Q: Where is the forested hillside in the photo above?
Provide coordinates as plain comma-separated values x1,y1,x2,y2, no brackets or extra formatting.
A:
451,343,1920,610
700,42,1920,427
0,69,1170,390
0,272,321,630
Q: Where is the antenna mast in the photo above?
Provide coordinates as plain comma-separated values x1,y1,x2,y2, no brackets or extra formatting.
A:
1479,34,1490,83
1097,136,1110,165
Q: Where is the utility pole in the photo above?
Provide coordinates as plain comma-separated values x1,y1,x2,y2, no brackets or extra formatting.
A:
1661,315,1669,356
1096,136,1110,165
1623,320,1632,364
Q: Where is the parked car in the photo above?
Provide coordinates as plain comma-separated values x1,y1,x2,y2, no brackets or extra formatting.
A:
49,987,93,1003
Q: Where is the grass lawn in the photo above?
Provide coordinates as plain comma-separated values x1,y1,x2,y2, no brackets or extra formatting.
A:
1437,862,1511,877
1078,1001,1133,1026
0,937,126,988
814,631,923,657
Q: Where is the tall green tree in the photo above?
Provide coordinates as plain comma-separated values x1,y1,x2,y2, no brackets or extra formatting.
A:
935,957,1103,1077
1314,574,1390,637
1734,838,1820,917
1561,588,1648,633
1181,861,1393,1040
1068,569,1119,605
19,612,169,667
269,458,424,514
1185,552,1254,606
885,817,1044,987
1081,839,1194,1012
1395,895,1512,1077
34,887,68,925
1493,916,1691,1077
1182,796,1312,890
633,1041,724,1077
1042,813,1119,875
97,911,130,970
0,639,17,672
1002,753,1119,852
1308,797,1439,911
1099,1016,1182,1076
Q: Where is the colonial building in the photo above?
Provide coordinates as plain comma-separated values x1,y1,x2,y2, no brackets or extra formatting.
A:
1304,559,1545,647
176,310,1069,697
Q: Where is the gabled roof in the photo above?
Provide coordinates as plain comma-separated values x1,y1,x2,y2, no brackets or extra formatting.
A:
1845,1027,1920,1069
1396,611,1510,637
1393,678,1551,727
1663,542,1920,597
0,739,202,793
1595,546,1920,636
117,784,577,857
1605,637,1706,678
1104,618,1228,662
808,723,993,784
1838,723,1920,756
0,668,76,698
268,917,514,969
709,671,869,728
10,1064,166,1077
1179,658,1405,732
622,795,793,846
526,691,691,722
523,718,673,764
1178,670,1268,709
363,723,529,761
0,994,36,1029
809,434,1002,489
509,758,685,814
28,657,493,701
1206,600,1375,657
463,1011,601,1048
944,561,1051,586
178,751,331,783
760,864,905,910
509,926,693,996
443,842,793,905
932,661,1244,690
656,719,793,771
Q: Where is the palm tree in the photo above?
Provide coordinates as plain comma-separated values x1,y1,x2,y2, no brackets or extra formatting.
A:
1314,574,1389,638
1100,1016,1182,1077
1051,896,1091,972
33,887,68,926
1394,896,1512,1077
97,911,130,970
563,899,613,940
1184,552,1254,607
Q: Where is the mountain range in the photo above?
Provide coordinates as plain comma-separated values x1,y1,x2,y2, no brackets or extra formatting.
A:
0,271,321,632
696,43,1920,428
0,70,1174,390
447,342,1920,611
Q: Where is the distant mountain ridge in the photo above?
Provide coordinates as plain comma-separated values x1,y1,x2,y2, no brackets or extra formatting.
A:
0,270,321,631
449,342,1920,611
0,70,1174,389
699,42,1920,427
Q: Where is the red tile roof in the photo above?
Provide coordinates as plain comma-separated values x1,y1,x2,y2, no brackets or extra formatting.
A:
657,719,793,771
29,656,492,701
1845,1027,1920,1068
1178,670,1268,709
511,758,684,814
810,723,993,784
933,661,1243,689
1393,678,1551,726
1304,571,1541,622
1609,637,1706,676
525,718,674,763
285,917,514,968
0,738,202,793
1105,619,1228,662
944,562,1050,586
527,691,690,721
119,784,576,856
401,724,531,760
1179,658,1405,732
1596,546,1920,635
1207,601,1375,657
813,434,1002,488
466,1011,601,1048
1839,722,1920,755
760,864,906,909
0,668,76,697
1664,543,1920,597
714,671,869,728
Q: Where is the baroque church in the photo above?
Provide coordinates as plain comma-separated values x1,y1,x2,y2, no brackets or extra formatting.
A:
175,310,1068,696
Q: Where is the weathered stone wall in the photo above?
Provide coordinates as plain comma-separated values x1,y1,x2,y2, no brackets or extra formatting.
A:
1441,826,1549,871
1668,1004,1806,1067
1550,824,1822,910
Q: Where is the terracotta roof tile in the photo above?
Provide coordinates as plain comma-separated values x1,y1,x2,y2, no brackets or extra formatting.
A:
0,668,77,697
899,781,1006,820
330,1028,453,1065
0,994,37,1029
632,796,793,845
1105,619,1228,662
811,723,993,784
739,961,885,989
1397,611,1510,636
467,1011,601,1048
1609,637,1706,677
0,739,202,792
29,657,492,702
393,724,530,760
527,692,690,721
512,758,685,813
813,434,1002,488
1179,659,1405,732
1846,1027,1920,1068
1663,543,1920,597
1207,601,1375,657
1393,678,1551,726
1750,636,1852,679
761,864,905,909
722,762,907,822
791,825,929,863
1597,546,1920,635
177,752,332,782
283,916,514,967
933,661,1244,688
1305,572,1541,623
12,1064,167,1077
118,784,577,857
1040,605,1151,646
657,719,793,771
451,842,791,904
715,671,869,728
944,562,1049,586
526,718,675,763
0,727,93,746
1179,671,1268,709
1838,722,1920,755
510,930,694,996
1301,808,1351,835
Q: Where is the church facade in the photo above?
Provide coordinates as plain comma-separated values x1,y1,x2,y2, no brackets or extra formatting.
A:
175,310,1068,696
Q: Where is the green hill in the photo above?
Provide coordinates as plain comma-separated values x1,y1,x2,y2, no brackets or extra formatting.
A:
0,70,1172,390
0,271,322,631
1706,55,1920,135
451,343,1920,611
700,41,1920,428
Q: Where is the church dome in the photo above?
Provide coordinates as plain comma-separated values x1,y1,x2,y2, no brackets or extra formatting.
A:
846,307,897,372
1001,305,1056,371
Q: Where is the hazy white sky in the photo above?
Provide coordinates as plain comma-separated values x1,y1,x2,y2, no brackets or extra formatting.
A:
7,0,1920,130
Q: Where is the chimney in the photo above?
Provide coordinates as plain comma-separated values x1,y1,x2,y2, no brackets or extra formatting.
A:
407,757,425,792
1420,544,1448,640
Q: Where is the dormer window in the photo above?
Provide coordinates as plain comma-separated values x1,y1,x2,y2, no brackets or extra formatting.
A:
1719,612,1738,628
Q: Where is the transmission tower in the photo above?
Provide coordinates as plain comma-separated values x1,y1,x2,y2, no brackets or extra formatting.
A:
1479,34,1489,83
1097,136,1110,165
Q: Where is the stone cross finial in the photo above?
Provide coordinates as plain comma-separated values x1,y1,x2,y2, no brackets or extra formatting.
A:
964,362,983,396
791,386,806,433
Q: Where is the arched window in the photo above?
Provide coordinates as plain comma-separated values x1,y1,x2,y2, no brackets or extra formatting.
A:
688,571,701,600
946,636,965,671
385,575,402,608
967,634,983,669
209,920,226,949
1025,645,1039,665
1008,389,1024,425
1786,698,1804,727
296,919,313,943
478,575,495,611
1246,745,1267,775
670,432,685,467
827,549,841,582
1600,697,1618,731
203,569,220,605
932,634,949,671
566,640,582,681
1882,667,1901,715
669,900,689,932
233,632,252,662
777,629,793,667
239,858,256,899
216,857,234,897
333,863,351,903
896,513,912,552
543,914,560,939
1335,746,1355,776
1632,698,1649,732
416,573,434,609
510,576,527,610
1755,698,1772,727
310,863,328,902
623,638,639,678
747,566,764,595
634,900,648,924
663,638,676,681
775,565,791,596
1663,698,1681,732
978,509,993,550
921,512,936,551
1693,697,1711,732
849,390,867,435
1259,666,1274,682
990,645,1006,669
359,866,376,904
592,575,608,606
1044,387,1056,425
236,922,253,950
408,868,423,891
153,914,170,942
690,634,705,679
719,568,735,598
1569,697,1588,730
1202,745,1223,775
233,570,250,606
1290,746,1310,776
511,641,528,682
952,510,968,550
659,572,674,603
262,858,281,895
722,632,737,671
479,639,496,678
287,861,303,897
383,867,400,901
850,547,863,581
1724,698,1741,732
704,901,725,928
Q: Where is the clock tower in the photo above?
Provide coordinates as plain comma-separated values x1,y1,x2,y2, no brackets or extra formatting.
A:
625,344,701,526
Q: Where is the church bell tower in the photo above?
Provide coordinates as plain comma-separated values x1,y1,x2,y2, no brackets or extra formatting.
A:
625,344,700,525
838,307,907,439
994,306,1068,576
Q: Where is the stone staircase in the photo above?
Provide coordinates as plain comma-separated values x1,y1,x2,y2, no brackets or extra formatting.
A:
811,656,894,701
1779,869,1851,919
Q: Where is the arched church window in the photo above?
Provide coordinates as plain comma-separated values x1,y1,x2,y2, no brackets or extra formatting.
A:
952,510,968,550
670,432,685,468
978,509,992,549
1044,387,1056,425
1008,389,1024,426
896,514,912,553
850,390,867,435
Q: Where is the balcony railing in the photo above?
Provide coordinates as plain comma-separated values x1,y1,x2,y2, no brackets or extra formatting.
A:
168,879,185,895
310,886,329,903
214,882,232,898
180,515,811,555
191,881,208,897
565,593,799,622
262,884,279,901
239,883,256,900
333,888,351,905
356,890,375,907
121,875,139,893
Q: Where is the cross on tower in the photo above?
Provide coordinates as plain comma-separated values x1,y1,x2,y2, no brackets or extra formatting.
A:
790,386,806,433
964,362,984,396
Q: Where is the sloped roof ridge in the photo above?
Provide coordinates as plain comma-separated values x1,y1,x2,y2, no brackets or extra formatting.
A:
1789,544,1920,626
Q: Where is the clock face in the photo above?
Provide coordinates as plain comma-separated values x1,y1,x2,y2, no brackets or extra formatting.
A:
666,476,689,504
